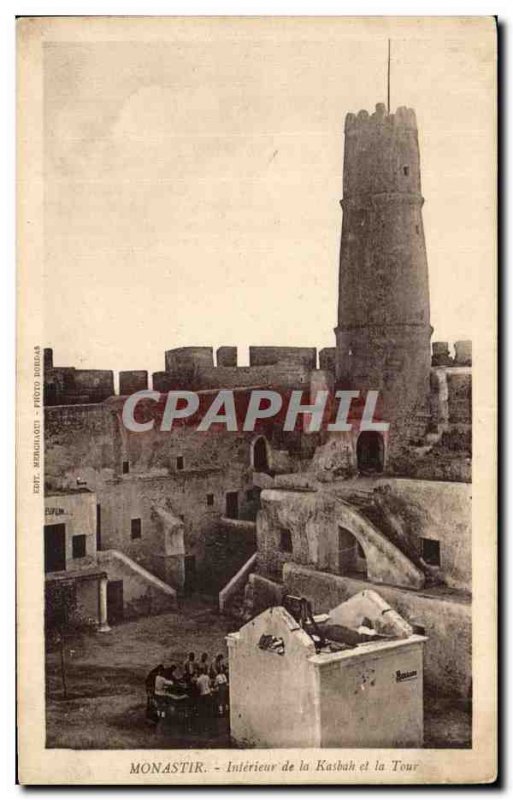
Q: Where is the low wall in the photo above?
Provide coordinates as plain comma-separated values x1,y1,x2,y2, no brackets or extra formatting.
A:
251,564,471,700
98,550,177,618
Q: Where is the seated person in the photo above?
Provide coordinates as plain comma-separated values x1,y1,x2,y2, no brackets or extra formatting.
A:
154,672,175,697
145,664,164,694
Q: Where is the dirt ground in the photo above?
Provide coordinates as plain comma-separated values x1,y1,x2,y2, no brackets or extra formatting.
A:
45,596,471,750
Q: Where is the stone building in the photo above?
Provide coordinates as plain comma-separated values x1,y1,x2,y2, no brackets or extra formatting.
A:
228,596,426,748
44,489,176,630
43,102,472,678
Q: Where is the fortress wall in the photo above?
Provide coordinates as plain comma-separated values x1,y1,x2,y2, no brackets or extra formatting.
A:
249,346,317,369
193,363,311,391
319,347,336,373
447,372,472,425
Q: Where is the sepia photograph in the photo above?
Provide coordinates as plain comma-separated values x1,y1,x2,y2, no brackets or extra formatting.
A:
16,14,497,785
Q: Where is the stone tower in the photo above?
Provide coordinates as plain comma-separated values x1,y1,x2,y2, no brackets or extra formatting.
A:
335,102,432,445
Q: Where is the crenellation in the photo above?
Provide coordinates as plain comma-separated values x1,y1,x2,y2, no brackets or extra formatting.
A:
431,340,472,368
217,346,238,367
119,370,148,396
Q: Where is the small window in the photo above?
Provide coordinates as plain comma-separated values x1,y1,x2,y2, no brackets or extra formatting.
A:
403,165,409,176
206,493,214,507
420,537,440,566
279,528,293,553
176,456,184,471
122,461,129,474
72,534,86,559
131,518,142,540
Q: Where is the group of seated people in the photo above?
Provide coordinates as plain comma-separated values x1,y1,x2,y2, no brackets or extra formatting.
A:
145,651,229,724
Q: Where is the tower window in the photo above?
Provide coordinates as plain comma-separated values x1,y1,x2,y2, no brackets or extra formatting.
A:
131,518,142,540
420,537,440,566
122,461,129,474
176,456,184,471
206,493,214,506
403,165,409,176
72,535,86,559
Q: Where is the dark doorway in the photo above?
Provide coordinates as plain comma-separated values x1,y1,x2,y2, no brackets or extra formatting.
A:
338,526,367,576
107,580,124,625
357,431,385,473
96,504,102,551
253,437,269,472
44,524,66,573
184,555,196,594
225,491,239,519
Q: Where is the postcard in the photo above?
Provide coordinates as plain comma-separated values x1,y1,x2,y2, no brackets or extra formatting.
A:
17,15,497,784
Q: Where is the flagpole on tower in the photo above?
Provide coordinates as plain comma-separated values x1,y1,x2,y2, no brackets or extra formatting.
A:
387,39,391,113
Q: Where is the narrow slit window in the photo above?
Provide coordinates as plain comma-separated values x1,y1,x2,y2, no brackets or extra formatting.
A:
122,461,129,474
403,165,409,176
279,528,293,553
131,518,142,540
176,456,184,471
206,493,214,506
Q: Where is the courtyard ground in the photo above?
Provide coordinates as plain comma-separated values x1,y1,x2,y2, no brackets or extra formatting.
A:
45,596,471,750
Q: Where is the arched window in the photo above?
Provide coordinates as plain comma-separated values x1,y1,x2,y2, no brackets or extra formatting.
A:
252,436,269,472
357,431,385,473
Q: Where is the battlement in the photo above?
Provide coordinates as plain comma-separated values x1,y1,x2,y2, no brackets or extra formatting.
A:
249,346,317,370
44,345,326,406
44,353,115,407
344,103,417,134
341,103,422,202
432,340,472,368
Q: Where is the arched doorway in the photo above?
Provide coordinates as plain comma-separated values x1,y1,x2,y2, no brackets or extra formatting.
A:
338,526,367,577
252,436,269,472
357,431,384,473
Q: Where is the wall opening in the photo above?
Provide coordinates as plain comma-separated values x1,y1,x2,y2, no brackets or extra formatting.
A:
252,436,270,472
131,518,142,540
279,528,293,553
96,504,102,551
72,534,86,559
44,523,66,573
184,555,196,594
107,580,124,625
206,493,214,507
338,526,367,576
357,431,385,473
122,461,129,474
176,456,184,471
225,491,239,519
403,165,409,176
420,537,441,566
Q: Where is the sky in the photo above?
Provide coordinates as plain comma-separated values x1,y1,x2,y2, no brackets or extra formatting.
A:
43,18,495,380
